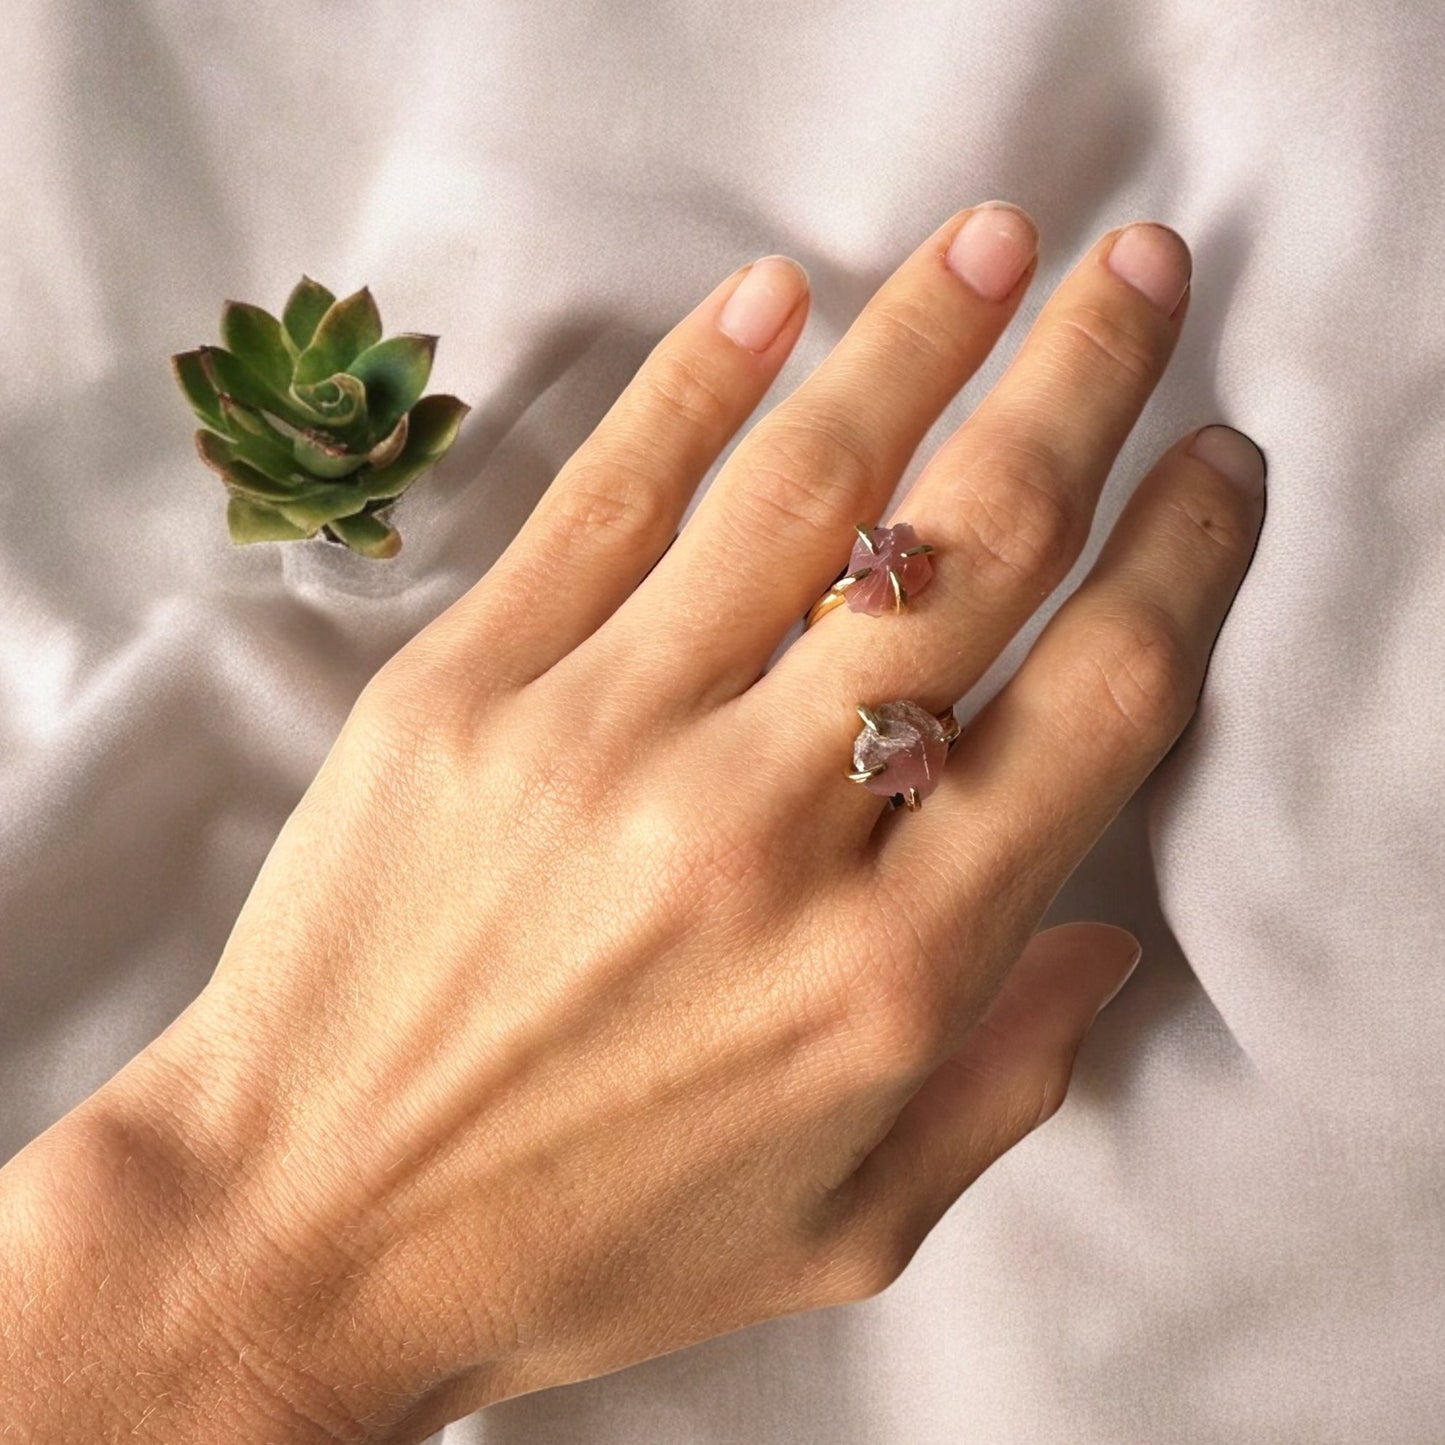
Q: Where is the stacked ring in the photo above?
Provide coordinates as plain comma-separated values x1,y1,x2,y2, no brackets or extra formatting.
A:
806,521,959,812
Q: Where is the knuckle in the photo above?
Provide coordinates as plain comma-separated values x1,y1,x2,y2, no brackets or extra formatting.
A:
1075,603,1198,750
548,453,674,549
349,649,474,754
853,978,950,1077
732,407,876,540
612,788,758,913
1052,302,1160,388
330,682,469,825
636,347,733,434
800,1225,912,1309
947,440,1084,595
822,919,951,1083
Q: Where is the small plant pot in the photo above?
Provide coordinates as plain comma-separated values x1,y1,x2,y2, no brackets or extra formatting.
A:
280,516,415,603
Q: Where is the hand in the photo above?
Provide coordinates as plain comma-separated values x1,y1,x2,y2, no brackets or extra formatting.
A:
0,203,1264,1443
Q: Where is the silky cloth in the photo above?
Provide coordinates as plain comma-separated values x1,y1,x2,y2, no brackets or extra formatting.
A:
3,2,1442,1440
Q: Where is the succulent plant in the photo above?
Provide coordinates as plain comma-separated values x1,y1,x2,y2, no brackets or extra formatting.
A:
172,278,468,557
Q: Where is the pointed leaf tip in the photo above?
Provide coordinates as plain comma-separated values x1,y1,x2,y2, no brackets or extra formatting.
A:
356,393,468,502
220,301,292,392
293,286,384,387
283,275,339,352
408,393,469,455
347,333,436,440
173,350,227,432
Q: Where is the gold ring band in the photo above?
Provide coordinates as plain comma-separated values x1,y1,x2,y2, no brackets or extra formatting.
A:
805,586,850,630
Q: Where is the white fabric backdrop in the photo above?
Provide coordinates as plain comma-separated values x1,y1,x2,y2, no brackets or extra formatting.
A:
3,1,1443,1440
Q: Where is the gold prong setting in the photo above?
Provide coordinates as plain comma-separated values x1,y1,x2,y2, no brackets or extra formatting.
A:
847,700,960,811
804,521,936,628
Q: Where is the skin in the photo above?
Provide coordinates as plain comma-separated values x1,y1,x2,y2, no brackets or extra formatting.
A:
0,205,1264,1443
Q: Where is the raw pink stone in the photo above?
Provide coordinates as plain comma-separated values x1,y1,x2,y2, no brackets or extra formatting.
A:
852,701,951,802
843,522,934,615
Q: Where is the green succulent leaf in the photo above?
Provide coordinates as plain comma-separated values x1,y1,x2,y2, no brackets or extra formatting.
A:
196,429,306,501
218,405,304,483
220,303,292,392
217,395,267,437
366,413,409,469
293,288,383,386
227,496,314,543
291,371,368,433
281,276,337,354
275,483,374,530
172,351,228,433
347,334,436,441
407,392,469,454
357,393,469,500
291,429,369,479
199,346,310,427
328,509,401,558
254,409,305,443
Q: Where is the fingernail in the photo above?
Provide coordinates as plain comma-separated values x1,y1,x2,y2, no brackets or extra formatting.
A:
1106,223,1191,315
945,202,1039,301
718,255,808,353
1097,936,1144,1015
1188,424,1267,496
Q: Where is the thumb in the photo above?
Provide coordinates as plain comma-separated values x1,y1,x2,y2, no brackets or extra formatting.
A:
837,922,1141,1267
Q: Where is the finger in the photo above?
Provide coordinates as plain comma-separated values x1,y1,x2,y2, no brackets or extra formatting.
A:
600,202,1041,701
762,222,1193,778
829,922,1141,1274
888,424,1266,936
418,255,811,689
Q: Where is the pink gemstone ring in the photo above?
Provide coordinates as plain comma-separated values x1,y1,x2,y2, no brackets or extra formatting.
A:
805,523,935,628
847,700,962,811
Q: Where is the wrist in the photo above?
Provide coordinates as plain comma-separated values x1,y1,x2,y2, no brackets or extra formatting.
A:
0,993,503,1441
0,1081,333,1440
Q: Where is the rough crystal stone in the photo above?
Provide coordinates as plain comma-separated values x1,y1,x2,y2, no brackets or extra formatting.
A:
843,522,934,615
852,700,950,802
